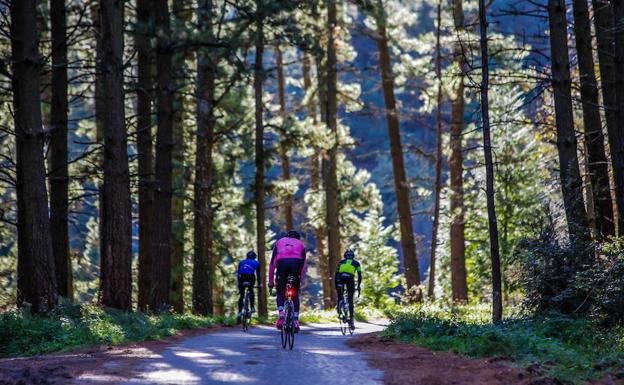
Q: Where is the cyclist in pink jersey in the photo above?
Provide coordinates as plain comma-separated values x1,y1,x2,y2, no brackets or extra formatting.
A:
268,230,306,331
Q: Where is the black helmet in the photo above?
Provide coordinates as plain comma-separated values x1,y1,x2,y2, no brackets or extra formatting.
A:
246,250,257,259
287,230,301,240
344,249,355,259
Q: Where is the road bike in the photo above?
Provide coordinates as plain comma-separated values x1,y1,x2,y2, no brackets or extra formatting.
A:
240,282,256,332
280,275,297,350
336,283,353,335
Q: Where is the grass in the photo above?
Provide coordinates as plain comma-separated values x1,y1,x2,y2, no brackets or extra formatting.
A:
298,306,384,324
0,302,235,358
384,302,624,384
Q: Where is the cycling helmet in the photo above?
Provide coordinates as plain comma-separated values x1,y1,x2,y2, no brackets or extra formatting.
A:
286,230,301,240
246,250,257,259
344,249,355,259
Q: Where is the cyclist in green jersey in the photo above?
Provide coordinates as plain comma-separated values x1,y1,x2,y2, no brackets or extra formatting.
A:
335,249,362,329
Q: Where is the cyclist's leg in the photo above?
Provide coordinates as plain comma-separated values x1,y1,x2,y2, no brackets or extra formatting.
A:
275,260,288,328
346,276,355,321
289,258,304,316
237,280,245,314
248,275,256,311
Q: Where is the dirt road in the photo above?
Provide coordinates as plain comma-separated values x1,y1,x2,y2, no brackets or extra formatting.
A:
78,321,386,385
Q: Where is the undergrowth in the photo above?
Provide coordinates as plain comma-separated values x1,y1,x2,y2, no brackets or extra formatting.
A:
384,303,624,384
0,302,234,358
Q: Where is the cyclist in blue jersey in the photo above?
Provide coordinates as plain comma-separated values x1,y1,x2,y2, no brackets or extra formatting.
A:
237,251,261,323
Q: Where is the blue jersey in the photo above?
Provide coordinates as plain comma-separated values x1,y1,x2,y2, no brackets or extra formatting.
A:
238,259,260,275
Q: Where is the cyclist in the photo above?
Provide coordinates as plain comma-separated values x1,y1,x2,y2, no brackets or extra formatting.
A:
268,230,307,332
237,250,261,323
335,249,362,330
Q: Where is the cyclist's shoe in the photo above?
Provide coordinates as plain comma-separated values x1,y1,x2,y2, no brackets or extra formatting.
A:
276,316,285,330
236,313,243,324
294,319,301,333
349,319,355,330
250,307,256,314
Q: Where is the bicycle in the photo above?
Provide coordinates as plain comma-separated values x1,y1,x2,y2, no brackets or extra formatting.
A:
336,283,353,335
272,275,297,350
240,283,260,332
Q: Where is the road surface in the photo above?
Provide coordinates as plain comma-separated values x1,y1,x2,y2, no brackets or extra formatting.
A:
82,321,386,385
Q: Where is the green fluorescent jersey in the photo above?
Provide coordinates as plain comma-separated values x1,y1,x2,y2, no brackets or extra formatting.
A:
337,259,361,275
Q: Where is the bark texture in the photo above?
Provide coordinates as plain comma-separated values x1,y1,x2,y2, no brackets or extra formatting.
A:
12,0,58,314
571,0,614,238
136,0,155,312
193,0,216,316
276,41,294,230
547,0,591,245
428,0,444,299
325,0,342,307
170,0,191,314
478,0,503,323
374,0,420,289
97,0,133,310
49,0,73,299
255,9,268,317
450,0,468,302
151,0,175,312
613,0,624,235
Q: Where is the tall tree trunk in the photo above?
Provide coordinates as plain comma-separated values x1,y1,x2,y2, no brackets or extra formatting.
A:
170,0,191,314
428,0,444,299
49,0,72,299
276,41,294,230
374,0,420,289
136,0,154,312
255,9,268,317
571,0,614,238
305,51,331,308
11,0,58,314
478,0,502,323
151,0,174,312
450,0,468,302
547,0,591,246
193,0,215,316
325,0,341,307
98,0,132,310
613,0,624,235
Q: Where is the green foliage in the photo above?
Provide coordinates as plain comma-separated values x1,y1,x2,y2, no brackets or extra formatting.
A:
355,209,401,309
385,303,624,383
520,235,624,325
0,302,231,358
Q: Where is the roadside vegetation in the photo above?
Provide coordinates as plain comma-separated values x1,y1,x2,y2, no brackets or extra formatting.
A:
384,303,624,384
0,302,233,358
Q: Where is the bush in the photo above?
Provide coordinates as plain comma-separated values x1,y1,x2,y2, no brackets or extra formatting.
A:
519,232,624,325
385,303,624,383
0,302,228,357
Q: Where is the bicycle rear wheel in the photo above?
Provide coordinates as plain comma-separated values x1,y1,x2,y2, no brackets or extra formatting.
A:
288,326,295,350
338,300,347,335
281,328,288,348
242,314,249,332
242,290,250,332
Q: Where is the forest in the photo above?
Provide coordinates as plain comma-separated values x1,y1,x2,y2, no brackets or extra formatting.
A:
0,0,624,383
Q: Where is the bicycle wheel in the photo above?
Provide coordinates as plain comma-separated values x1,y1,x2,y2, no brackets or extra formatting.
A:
281,304,290,349
288,326,295,350
242,313,249,332
242,290,250,332
338,301,347,335
281,328,288,348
